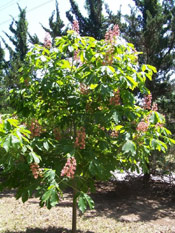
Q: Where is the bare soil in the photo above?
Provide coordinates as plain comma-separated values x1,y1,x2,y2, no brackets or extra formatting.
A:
0,177,175,233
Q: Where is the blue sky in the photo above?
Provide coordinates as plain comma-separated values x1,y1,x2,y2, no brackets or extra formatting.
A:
0,0,134,42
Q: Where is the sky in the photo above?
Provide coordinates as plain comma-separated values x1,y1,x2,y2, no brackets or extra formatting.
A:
0,0,134,42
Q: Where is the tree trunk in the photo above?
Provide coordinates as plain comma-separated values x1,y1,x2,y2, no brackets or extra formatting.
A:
143,162,150,183
72,185,77,233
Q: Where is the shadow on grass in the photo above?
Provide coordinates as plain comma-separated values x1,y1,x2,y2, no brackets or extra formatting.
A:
3,226,94,233
1,178,175,225
0,189,16,198
86,178,175,222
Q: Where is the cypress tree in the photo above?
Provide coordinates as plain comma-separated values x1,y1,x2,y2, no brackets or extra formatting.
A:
0,43,6,111
41,0,66,41
120,0,175,100
66,0,108,39
1,5,28,88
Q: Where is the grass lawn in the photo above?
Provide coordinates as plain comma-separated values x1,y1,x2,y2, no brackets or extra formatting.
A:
0,179,175,233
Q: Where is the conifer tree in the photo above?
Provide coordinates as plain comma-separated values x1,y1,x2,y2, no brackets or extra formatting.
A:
41,0,66,41
66,0,108,39
1,5,28,88
0,44,6,111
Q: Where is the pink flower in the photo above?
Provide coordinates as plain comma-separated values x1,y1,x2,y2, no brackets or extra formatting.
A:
44,33,52,48
152,102,158,111
29,119,42,138
136,121,149,132
73,49,80,61
61,157,77,179
75,127,86,149
143,94,152,110
80,83,89,95
72,20,79,34
105,25,120,43
30,163,40,179
111,130,119,137
156,122,164,128
109,90,120,105
53,128,61,140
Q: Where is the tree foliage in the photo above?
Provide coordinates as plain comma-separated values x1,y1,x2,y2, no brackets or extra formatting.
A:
0,28,174,224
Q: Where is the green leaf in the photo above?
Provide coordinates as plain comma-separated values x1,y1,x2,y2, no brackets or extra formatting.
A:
27,153,33,164
168,138,175,144
43,141,49,151
83,193,94,210
107,66,115,73
2,135,11,152
78,195,86,213
11,135,20,144
149,112,158,124
89,84,98,90
125,76,138,90
22,190,29,203
7,118,18,127
122,140,136,154
50,189,59,207
141,64,146,72
147,64,157,73
112,112,119,124
41,190,52,202
78,192,94,213
115,125,123,131
151,139,167,152
29,151,41,164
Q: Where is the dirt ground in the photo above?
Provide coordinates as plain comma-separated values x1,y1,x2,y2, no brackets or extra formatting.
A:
0,177,175,233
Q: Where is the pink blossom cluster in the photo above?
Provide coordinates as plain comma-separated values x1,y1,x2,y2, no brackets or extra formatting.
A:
111,130,119,137
110,90,120,105
152,102,158,111
143,94,152,110
75,127,86,149
136,120,149,132
44,33,52,48
53,128,61,141
30,163,42,179
86,102,93,113
29,119,42,138
105,25,120,43
61,157,77,178
143,94,159,111
72,20,79,34
80,83,89,95
156,122,164,128
73,49,80,61
103,47,114,65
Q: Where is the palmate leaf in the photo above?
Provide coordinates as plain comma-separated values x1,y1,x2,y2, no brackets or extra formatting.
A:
41,189,52,202
122,140,136,154
78,192,94,213
125,75,138,90
43,141,49,151
29,151,41,164
112,112,119,124
41,186,59,208
151,139,167,152
2,135,11,152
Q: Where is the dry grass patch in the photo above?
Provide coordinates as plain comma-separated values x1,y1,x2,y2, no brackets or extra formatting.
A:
0,179,175,233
